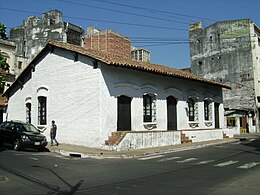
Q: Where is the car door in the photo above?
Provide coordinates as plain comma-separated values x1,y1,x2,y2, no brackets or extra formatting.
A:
1,123,16,144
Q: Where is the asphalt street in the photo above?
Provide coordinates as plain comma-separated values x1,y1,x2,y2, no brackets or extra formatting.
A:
0,138,260,195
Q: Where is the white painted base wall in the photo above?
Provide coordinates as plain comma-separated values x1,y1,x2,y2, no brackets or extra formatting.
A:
103,128,236,151
182,128,238,143
116,131,181,151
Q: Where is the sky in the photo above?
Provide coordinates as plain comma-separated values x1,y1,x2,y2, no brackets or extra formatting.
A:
1,0,259,69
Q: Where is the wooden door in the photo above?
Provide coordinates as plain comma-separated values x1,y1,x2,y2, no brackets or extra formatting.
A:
167,96,177,130
117,96,131,131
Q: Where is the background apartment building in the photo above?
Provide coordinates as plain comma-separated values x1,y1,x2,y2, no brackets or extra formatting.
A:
189,19,260,133
9,9,84,76
131,46,150,62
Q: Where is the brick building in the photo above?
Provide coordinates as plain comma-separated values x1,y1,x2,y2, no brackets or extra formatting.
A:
84,26,131,58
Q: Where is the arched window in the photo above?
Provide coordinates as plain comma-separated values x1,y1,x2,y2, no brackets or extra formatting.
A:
143,94,156,122
204,99,212,121
187,98,195,121
38,96,47,125
187,97,198,122
26,103,31,123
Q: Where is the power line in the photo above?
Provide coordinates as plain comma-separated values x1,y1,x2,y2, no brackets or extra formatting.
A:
58,0,191,25
91,0,215,22
64,15,188,31
0,7,188,31
134,42,190,47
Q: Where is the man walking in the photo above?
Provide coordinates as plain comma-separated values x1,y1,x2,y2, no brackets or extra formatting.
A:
50,120,59,146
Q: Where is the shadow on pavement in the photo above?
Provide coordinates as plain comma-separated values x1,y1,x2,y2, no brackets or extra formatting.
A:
0,144,50,153
0,162,84,194
239,138,260,154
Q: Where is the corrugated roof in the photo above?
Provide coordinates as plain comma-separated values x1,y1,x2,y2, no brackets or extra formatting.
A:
48,40,230,89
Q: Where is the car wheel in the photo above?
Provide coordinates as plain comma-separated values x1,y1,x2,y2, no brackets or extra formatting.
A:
13,139,22,151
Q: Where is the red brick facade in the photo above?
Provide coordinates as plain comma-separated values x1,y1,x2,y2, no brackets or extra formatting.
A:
84,28,131,58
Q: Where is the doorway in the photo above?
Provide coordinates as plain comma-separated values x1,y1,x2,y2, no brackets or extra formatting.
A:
167,96,177,130
117,95,131,131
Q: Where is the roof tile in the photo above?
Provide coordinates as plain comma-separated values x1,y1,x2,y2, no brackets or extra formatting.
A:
49,40,230,89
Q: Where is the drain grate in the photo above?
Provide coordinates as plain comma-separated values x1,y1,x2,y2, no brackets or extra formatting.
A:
69,153,82,158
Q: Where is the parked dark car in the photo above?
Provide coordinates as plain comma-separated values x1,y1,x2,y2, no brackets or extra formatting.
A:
0,121,47,151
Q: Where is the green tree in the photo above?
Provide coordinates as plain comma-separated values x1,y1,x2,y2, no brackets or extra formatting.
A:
0,23,9,90
0,23,7,40
0,54,9,70
0,53,8,89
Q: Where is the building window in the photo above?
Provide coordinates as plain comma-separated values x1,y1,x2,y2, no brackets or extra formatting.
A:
18,61,23,69
204,99,213,121
227,117,236,127
187,97,198,122
198,61,203,66
26,103,31,123
210,36,213,42
38,96,47,125
257,96,260,103
50,18,55,25
187,98,195,121
143,94,156,122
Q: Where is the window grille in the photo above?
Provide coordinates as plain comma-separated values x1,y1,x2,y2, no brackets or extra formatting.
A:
38,96,47,125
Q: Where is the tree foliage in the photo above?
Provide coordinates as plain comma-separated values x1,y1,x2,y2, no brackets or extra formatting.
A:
0,54,9,70
0,23,9,90
0,23,7,40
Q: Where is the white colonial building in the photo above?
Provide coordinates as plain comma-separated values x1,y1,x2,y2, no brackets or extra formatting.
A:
4,40,236,150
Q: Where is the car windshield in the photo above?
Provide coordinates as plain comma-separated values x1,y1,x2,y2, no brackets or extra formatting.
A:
17,123,40,133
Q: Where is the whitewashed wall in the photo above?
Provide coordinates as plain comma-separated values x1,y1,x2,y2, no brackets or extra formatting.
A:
116,131,181,151
6,47,225,148
99,64,225,143
7,48,102,148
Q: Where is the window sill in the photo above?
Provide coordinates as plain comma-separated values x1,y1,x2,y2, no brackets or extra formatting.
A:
143,123,157,130
205,121,213,127
37,125,47,130
188,122,199,128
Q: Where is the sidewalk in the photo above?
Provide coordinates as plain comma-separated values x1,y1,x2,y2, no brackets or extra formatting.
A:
46,138,240,159
233,133,260,140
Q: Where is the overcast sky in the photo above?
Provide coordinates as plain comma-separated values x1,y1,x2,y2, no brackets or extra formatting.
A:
1,0,259,69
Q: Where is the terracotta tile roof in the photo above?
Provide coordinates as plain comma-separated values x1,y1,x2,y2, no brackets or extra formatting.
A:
48,40,230,89
0,93,8,106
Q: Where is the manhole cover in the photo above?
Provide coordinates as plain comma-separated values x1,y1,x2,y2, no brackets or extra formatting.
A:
0,176,7,182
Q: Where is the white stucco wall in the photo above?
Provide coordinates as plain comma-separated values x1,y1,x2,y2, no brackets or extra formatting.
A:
7,48,102,148
99,64,224,134
6,47,226,148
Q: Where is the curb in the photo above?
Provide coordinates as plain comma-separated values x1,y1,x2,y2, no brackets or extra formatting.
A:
48,138,238,159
